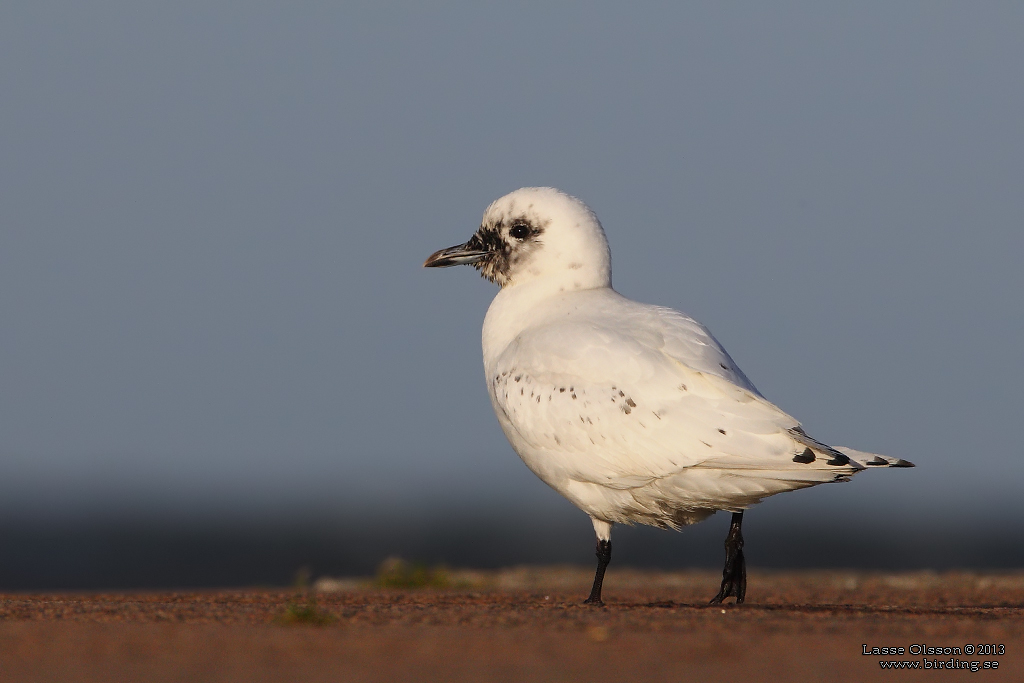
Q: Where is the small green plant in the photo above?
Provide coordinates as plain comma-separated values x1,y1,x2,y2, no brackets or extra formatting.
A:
276,566,337,626
278,597,337,626
375,556,451,588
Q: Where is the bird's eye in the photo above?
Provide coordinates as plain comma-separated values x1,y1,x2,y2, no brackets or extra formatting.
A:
509,222,530,240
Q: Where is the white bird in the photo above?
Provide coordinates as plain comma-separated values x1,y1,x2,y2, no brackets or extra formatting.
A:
424,187,913,605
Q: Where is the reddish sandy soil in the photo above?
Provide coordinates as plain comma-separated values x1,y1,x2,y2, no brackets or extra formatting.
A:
1,569,1022,682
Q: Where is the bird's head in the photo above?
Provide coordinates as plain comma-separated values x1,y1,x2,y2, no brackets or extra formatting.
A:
424,187,611,290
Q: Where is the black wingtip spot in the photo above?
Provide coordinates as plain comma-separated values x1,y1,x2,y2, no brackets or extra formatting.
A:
891,459,915,468
793,448,815,464
826,452,851,466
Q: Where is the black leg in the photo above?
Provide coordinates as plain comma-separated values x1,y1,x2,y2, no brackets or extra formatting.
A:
583,539,612,605
710,511,746,605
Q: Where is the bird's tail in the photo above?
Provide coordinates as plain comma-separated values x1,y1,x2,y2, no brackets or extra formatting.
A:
834,447,915,468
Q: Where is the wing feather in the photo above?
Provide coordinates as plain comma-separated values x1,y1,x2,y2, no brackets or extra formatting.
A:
490,321,854,492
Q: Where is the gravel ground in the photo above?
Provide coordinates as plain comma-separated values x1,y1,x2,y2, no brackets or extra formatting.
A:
1,569,1021,682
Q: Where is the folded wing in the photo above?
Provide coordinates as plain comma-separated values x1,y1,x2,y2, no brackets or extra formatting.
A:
490,318,863,492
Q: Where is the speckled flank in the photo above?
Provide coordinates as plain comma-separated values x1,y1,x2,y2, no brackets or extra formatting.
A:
490,372,654,439
608,388,641,416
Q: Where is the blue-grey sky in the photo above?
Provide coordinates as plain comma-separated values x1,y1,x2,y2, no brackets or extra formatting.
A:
1,2,1021,523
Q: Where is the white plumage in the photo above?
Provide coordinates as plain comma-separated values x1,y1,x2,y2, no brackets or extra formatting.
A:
425,187,912,604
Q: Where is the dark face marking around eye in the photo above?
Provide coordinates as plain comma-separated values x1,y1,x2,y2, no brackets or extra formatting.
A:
509,221,530,240
467,216,545,285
